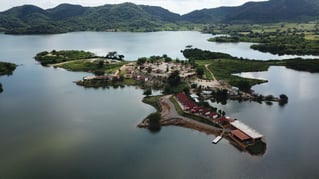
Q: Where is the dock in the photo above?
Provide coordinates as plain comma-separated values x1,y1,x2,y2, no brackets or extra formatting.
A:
212,135,223,144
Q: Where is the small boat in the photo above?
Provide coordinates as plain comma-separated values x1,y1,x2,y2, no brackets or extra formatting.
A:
212,136,223,144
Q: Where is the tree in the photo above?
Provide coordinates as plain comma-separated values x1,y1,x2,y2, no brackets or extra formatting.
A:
143,89,152,96
93,70,105,76
118,75,124,81
237,81,251,92
106,51,118,59
148,112,161,132
183,87,190,94
279,94,288,106
137,57,147,65
118,55,125,61
196,67,204,78
97,60,104,68
221,111,226,116
167,70,181,86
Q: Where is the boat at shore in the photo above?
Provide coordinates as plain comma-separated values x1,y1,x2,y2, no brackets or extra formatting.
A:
212,135,223,144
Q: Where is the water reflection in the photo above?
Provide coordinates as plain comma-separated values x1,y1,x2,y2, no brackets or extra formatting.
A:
1,32,319,178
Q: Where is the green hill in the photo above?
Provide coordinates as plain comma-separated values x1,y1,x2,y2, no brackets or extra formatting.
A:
1,0,319,34
183,0,319,23
0,3,183,34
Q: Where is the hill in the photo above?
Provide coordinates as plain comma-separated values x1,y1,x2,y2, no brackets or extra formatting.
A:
1,1,319,34
183,0,319,23
0,3,183,34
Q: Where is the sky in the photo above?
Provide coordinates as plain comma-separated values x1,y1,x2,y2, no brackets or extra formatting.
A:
0,0,267,14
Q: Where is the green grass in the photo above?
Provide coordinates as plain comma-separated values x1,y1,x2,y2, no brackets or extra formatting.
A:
35,50,95,65
143,95,163,111
57,60,126,74
199,59,272,87
195,61,214,80
169,96,184,115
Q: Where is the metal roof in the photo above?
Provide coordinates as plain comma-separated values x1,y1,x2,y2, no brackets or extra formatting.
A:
231,130,250,141
230,120,263,139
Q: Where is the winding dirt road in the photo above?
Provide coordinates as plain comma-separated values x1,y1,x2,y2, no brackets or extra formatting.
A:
157,95,223,135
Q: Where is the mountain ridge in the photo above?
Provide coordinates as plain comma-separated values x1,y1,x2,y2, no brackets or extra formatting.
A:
1,0,319,34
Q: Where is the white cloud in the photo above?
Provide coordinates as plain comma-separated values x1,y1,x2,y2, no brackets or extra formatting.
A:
0,0,267,14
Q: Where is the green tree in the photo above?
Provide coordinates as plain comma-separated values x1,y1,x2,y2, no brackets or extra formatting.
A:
196,67,204,78
97,60,104,68
118,55,125,61
106,51,118,59
143,89,152,96
237,81,251,91
167,70,181,86
137,57,147,65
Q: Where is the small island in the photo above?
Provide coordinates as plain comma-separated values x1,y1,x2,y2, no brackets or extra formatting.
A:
35,48,319,155
0,61,17,93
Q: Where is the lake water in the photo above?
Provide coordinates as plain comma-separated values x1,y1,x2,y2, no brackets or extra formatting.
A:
0,31,319,178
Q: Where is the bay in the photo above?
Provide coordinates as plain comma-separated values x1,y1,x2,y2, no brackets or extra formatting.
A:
0,31,319,178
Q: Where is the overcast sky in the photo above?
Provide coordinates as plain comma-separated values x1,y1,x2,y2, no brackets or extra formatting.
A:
0,0,267,14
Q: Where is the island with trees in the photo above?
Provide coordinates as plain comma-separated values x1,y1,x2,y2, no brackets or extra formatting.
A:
0,61,17,93
35,48,319,155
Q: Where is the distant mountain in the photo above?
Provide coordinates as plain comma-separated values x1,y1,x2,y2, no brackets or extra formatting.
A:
1,0,319,34
46,4,88,20
183,0,319,23
0,3,182,34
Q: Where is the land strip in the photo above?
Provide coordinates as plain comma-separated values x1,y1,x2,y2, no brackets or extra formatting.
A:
138,95,223,135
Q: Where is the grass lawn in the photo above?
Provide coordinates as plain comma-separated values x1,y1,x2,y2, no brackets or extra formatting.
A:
196,59,273,87
57,60,127,74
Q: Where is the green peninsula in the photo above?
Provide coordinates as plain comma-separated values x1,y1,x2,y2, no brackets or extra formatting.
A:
35,49,319,92
0,61,17,93
35,48,319,155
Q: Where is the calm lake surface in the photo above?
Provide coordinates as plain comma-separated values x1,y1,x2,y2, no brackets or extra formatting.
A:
0,31,319,178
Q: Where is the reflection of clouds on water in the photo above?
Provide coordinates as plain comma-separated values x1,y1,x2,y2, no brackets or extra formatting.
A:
233,72,268,81
297,73,319,100
0,129,90,177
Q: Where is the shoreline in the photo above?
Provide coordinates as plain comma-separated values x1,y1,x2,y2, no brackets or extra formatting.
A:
139,94,267,155
138,95,223,136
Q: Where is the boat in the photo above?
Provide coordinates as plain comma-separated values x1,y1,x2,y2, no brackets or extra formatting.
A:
212,135,223,144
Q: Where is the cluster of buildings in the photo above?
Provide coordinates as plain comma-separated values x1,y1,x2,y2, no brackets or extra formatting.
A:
175,92,264,148
176,92,219,120
140,61,196,78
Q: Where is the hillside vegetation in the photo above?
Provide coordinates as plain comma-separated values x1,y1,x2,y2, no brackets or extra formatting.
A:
1,0,319,34
184,0,319,23
207,23,319,56
0,3,191,34
182,48,319,88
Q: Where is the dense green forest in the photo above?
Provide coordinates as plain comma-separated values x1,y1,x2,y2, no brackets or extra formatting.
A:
0,62,17,93
1,0,319,34
208,23,319,56
0,3,195,34
184,0,319,24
